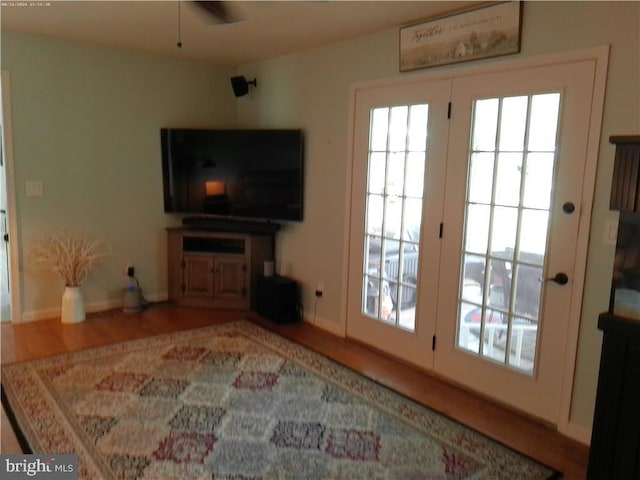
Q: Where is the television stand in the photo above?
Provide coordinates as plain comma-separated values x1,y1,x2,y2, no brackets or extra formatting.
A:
167,227,274,310
182,216,281,234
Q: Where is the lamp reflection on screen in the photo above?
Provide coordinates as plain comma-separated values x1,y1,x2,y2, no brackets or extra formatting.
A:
203,180,229,214
205,181,225,196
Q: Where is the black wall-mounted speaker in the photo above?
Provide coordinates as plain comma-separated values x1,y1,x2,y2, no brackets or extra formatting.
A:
230,76,257,97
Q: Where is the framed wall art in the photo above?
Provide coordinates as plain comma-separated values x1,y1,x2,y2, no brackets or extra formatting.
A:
400,1,522,72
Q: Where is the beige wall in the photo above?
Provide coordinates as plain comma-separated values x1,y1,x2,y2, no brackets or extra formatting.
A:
1,32,236,318
235,1,640,433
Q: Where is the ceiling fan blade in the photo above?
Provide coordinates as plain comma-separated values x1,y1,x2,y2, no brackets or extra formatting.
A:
194,1,238,24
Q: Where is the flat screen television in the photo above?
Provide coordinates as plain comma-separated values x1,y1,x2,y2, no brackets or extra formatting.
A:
161,128,304,222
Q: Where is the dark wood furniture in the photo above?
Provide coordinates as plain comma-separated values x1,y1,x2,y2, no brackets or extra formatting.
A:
609,136,640,212
587,135,640,479
587,314,640,479
167,227,273,310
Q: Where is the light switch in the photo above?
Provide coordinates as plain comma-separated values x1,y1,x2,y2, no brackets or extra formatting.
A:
26,180,43,197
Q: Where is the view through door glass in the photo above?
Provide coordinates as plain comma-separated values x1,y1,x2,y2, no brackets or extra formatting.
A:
363,105,428,331
457,93,561,375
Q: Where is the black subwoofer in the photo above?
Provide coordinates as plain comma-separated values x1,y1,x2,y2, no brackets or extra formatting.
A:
257,275,299,324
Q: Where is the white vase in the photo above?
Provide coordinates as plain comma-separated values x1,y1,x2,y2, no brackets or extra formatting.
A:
61,286,86,324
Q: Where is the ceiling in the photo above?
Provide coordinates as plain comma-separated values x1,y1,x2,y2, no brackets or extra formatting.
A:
0,1,484,65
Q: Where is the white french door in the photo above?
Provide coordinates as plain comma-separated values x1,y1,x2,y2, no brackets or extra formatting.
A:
346,79,450,367
346,59,598,424
435,61,597,423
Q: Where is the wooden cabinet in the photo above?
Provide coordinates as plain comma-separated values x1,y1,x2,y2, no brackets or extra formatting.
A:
587,314,640,479
182,254,217,299
181,254,246,302
213,256,247,301
167,228,273,310
610,136,640,213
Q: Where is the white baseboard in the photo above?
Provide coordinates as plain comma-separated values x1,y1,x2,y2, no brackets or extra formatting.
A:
143,291,169,303
19,291,169,323
302,312,345,337
20,307,63,323
558,421,592,446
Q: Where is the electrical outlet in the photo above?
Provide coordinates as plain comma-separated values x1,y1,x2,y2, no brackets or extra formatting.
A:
604,220,618,246
315,282,324,298
126,265,135,277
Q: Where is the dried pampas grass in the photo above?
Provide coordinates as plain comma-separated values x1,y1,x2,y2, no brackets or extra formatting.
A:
30,232,111,287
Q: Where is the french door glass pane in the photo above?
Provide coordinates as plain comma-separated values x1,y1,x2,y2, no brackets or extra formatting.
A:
468,153,494,204
498,96,527,151
519,210,549,261
366,194,383,235
386,153,406,196
368,153,386,194
472,99,499,151
457,93,561,375
528,94,561,151
384,196,402,240
389,107,408,151
523,153,555,209
495,153,523,206
465,204,490,254
461,253,485,304
405,153,426,197
370,109,389,151
491,206,518,259
362,104,429,331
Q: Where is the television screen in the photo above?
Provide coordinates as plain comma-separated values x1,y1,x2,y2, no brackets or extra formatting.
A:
161,128,304,222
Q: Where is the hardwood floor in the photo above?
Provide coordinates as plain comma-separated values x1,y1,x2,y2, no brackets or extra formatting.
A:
0,304,589,478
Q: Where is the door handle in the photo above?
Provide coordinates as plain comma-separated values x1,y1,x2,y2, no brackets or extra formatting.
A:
542,272,569,285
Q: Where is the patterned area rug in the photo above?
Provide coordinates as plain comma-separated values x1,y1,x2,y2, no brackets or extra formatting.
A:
1,321,558,479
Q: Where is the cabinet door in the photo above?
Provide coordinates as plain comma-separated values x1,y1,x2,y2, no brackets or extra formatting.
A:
183,254,215,298
214,257,247,303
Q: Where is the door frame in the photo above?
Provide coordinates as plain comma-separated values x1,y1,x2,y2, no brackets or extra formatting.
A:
342,46,609,442
1,70,22,324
